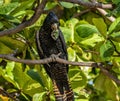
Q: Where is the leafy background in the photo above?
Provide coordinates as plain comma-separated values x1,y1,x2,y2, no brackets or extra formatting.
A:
0,0,120,101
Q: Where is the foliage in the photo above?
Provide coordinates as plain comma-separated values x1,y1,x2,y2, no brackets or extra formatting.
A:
0,0,120,101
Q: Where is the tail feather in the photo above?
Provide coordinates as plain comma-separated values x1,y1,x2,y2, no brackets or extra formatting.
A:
53,79,74,101
50,64,74,101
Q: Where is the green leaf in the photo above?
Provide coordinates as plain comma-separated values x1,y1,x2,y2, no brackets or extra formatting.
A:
104,77,119,101
94,73,106,92
72,44,83,56
0,42,12,54
108,17,120,34
67,47,76,61
60,2,73,8
45,2,57,10
0,2,19,14
0,0,3,6
27,69,45,87
112,0,120,4
0,36,25,52
92,18,107,37
0,22,3,29
6,61,15,79
69,67,87,92
92,42,104,62
10,0,34,15
61,18,79,42
35,65,52,90
75,24,100,38
33,92,47,101
80,33,102,47
13,63,31,89
13,63,44,96
95,73,119,100
100,41,114,61
60,27,72,42
109,32,120,42
0,67,17,87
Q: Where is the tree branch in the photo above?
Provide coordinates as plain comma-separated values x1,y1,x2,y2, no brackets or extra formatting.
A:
73,9,91,18
96,8,115,22
1,53,120,85
88,0,115,22
0,54,99,67
0,0,114,37
1,54,120,85
59,0,113,9
99,66,120,85
0,0,47,37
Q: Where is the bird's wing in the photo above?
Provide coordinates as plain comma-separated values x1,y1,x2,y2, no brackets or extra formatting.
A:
35,30,44,59
59,29,68,60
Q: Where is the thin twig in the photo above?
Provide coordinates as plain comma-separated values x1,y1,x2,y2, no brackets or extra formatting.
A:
73,9,91,18
0,87,18,101
96,8,115,22
109,39,120,55
89,0,115,22
59,0,113,9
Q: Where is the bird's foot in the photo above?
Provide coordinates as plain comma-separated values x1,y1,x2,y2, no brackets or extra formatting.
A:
50,52,61,62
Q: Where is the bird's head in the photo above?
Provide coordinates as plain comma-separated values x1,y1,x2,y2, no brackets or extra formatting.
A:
42,12,59,40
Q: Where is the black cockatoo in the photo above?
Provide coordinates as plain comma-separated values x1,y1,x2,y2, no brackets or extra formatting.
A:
35,12,74,101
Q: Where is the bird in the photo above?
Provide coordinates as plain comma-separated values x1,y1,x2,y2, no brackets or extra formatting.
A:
35,12,74,101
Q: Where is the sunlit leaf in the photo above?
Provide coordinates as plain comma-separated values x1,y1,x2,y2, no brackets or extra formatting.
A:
94,73,106,92
13,63,44,97
95,72,119,100
61,18,79,42
69,67,87,92
0,36,25,52
0,0,3,6
80,34,102,47
60,2,73,8
72,44,83,56
45,2,57,10
0,2,19,14
92,18,107,37
112,0,120,4
60,27,72,42
108,17,120,34
0,42,12,54
67,47,76,61
33,92,47,101
0,67,17,87
104,76,119,101
6,61,15,79
11,0,34,15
